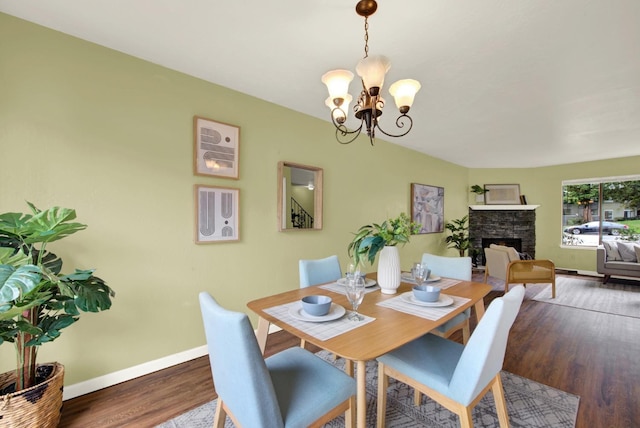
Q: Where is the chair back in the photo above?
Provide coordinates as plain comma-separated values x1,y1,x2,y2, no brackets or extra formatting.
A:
421,253,472,281
484,247,510,280
299,254,342,288
448,285,525,405
198,292,284,428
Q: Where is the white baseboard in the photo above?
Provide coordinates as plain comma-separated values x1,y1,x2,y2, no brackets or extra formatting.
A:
63,345,209,400
63,323,283,400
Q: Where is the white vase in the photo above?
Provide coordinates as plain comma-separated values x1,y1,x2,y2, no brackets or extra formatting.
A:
377,246,401,294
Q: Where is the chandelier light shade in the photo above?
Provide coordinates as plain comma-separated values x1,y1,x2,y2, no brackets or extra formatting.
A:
321,0,420,145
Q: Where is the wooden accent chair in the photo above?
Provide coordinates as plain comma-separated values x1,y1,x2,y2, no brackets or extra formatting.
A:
198,292,356,428
484,245,556,298
376,286,526,428
506,259,556,298
421,253,473,343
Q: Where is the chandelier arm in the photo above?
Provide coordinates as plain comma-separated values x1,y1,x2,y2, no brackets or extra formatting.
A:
334,122,364,145
374,114,414,138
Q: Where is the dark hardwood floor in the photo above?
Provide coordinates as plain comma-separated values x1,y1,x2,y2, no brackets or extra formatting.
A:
59,274,640,428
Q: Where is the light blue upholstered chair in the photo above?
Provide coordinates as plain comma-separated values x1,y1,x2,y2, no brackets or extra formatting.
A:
299,255,343,288
376,285,525,428
421,253,473,343
199,292,356,428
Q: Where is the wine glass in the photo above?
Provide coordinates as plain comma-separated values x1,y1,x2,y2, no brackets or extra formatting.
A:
345,275,365,321
412,263,427,286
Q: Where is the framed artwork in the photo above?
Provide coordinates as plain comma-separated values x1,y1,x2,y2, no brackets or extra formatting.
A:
193,116,240,179
484,184,521,205
411,183,444,234
194,184,239,243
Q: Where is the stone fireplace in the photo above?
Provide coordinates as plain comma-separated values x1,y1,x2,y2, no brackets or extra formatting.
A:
468,205,537,266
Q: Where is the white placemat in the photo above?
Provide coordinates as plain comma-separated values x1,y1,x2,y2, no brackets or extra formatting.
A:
376,293,470,321
319,281,380,294
264,301,375,341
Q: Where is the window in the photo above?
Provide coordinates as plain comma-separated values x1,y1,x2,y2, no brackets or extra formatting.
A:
562,176,640,247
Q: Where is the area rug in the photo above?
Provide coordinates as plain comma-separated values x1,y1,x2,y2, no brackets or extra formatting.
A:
156,351,579,428
533,276,640,319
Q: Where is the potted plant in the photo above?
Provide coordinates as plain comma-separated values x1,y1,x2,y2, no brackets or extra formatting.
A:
445,215,471,257
347,213,420,294
470,185,488,195
0,202,115,427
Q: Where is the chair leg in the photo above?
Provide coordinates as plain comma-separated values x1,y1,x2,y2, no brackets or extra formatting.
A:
461,320,471,344
505,280,510,294
551,278,556,298
458,404,474,428
377,362,389,428
213,399,227,428
491,374,510,428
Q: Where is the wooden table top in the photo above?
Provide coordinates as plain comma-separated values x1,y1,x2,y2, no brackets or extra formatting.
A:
247,275,492,362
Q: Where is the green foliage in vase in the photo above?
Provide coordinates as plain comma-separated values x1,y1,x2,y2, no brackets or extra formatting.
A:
0,202,115,392
445,215,471,257
347,213,420,267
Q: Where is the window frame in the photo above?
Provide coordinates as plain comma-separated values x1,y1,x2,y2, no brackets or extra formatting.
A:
561,175,640,248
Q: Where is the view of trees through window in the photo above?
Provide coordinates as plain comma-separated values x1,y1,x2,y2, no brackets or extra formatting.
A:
562,177,640,247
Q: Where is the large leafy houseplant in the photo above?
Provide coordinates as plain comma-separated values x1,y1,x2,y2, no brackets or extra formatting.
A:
347,213,420,267
445,215,471,257
0,202,114,393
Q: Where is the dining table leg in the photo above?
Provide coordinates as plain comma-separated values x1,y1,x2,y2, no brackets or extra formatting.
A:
356,360,367,427
474,299,486,322
255,316,270,355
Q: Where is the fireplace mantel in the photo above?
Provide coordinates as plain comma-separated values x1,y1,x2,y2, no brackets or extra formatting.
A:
469,205,539,211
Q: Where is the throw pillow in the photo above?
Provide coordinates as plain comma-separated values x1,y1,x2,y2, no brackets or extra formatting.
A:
617,242,638,263
636,246,640,263
603,241,622,261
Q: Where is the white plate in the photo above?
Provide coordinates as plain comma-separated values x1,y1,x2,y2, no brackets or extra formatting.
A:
400,292,454,307
336,278,377,288
401,273,441,283
288,303,346,322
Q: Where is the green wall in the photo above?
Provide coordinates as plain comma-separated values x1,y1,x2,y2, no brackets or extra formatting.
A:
0,14,468,384
3,12,637,387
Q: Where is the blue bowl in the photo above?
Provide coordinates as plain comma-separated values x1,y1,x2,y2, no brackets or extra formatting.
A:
412,285,441,302
301,295,332,316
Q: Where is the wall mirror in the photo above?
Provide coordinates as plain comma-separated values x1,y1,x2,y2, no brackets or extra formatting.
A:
277,161,323,231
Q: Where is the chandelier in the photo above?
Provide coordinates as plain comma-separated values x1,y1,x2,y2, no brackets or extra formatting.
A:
321,0,421,146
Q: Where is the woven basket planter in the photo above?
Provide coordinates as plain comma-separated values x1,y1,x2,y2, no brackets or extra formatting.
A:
0,363,64,428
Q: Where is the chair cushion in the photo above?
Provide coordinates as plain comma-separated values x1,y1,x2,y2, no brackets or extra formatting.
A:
603,241,623,261
377,334,463,398
266,347,356,428
489,244,520,262
435,309,471,334
617,242,639,262
509,264,553,281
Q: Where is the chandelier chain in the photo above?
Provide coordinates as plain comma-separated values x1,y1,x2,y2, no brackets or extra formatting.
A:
363,16,369,58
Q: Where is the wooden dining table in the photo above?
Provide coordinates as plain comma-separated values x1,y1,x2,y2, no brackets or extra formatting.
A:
247,274,492,428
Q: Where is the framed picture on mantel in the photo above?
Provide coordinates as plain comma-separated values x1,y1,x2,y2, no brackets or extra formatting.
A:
484,184,521,205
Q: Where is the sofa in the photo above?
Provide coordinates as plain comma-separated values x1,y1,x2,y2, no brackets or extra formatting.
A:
596,242,640,283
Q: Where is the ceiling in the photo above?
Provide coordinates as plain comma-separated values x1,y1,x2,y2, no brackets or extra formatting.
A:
2,0,640,168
